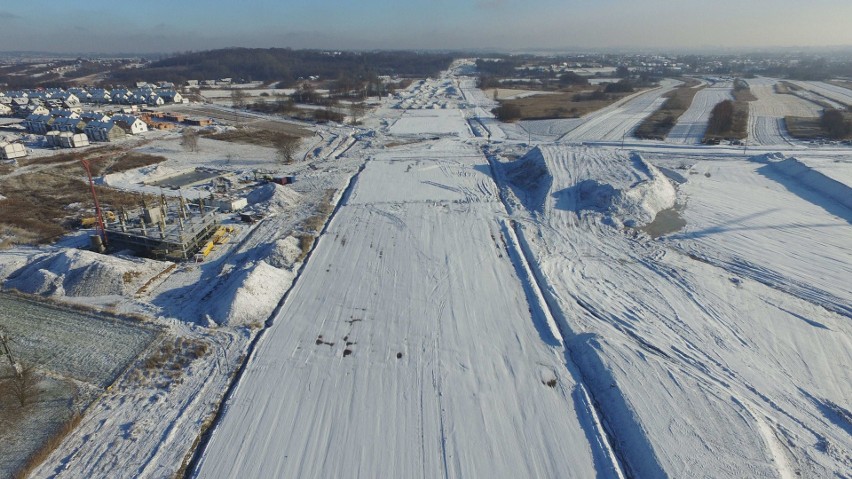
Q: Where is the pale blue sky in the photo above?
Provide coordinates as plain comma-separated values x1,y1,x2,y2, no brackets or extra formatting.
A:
1,1,850,53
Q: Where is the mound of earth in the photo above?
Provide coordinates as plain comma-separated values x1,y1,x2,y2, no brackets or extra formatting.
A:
4,248,166,297
246,183,302,213
203,260,293,326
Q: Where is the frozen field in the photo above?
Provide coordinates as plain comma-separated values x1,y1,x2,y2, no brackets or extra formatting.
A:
0,293,158,386
667,81,733,144
790,80,852,108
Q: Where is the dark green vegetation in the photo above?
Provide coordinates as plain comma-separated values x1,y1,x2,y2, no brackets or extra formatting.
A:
109,49,454,88
635,79,704,139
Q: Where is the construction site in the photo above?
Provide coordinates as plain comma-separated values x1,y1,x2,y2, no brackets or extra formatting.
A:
99,195,231,261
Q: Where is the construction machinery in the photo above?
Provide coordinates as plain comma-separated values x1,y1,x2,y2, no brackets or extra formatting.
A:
82,211,116,227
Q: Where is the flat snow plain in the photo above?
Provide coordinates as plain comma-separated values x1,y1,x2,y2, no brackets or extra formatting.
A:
195,136,611,477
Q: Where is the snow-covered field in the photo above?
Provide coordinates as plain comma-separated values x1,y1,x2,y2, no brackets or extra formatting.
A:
790,80,852,108
667,81,733,144
748,77,823,146
494,145,851,478
195,138,615,479
558,79,681,142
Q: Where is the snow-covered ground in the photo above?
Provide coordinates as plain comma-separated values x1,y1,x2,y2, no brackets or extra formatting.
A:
493,145,851,478
2,59,850,478
193,100,619,477
667,81,733,144
558,79,681,142
748,77,823,147
790,80,852,108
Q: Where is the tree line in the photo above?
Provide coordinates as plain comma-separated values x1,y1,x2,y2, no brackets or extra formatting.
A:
109,48,456,87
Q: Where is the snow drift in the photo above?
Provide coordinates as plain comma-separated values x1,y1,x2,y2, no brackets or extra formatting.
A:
502,146,553,211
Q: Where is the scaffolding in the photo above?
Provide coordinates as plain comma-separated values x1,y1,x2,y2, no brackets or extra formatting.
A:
105,195,219,261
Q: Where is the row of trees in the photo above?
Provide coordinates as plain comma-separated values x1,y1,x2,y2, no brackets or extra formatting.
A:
821,109,852,139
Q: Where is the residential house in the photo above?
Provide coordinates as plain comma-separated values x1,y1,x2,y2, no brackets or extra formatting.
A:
0,103,12,116
89,88,111,104
52,115,87,133
58,132,89,148
158,90,183,103
85,120,126,142
80,111,109,124
110,114,148,135
23,113,54,134
18,104,49,118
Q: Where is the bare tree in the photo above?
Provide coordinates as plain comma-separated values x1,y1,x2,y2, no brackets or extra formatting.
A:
349,102,366,125
181,128,199,153
231,89,248,109
7,363,40,407
275,135,302,164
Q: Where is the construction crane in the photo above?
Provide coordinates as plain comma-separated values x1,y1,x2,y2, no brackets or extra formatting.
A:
80,158,108,248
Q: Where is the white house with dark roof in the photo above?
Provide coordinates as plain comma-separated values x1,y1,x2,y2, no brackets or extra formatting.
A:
110,114,148,135
158,90,183,103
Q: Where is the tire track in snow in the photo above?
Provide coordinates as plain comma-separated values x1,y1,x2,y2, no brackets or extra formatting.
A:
185,159,369,478
483,151,628,479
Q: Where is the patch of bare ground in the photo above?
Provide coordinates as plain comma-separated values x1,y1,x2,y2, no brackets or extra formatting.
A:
208,127,306,149
0,362,81,479
0,160,158,245
493,83,647,122
785,116,825,139
785,111,852,140
636,78,704,139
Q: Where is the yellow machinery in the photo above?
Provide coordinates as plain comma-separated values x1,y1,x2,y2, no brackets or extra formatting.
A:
82,211,116,227
210,225,236,245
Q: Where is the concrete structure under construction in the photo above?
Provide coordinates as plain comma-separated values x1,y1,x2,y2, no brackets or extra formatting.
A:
104,196,219,261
